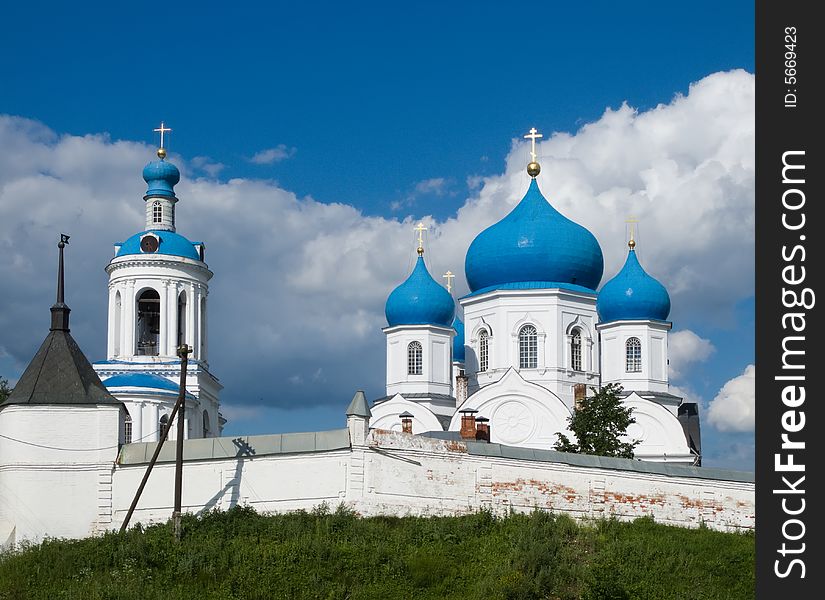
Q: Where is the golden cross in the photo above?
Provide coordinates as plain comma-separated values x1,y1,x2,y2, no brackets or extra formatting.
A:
154,121,172,149
443,271,455,293
414,222,427,249
523,127,543,162
625,216,639,244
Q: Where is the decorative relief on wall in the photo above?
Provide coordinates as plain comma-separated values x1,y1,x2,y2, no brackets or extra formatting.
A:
493,400,535,445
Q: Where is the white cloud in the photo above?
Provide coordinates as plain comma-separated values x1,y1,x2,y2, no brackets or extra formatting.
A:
706,364,755,432
0,70,755,411
414,177,449,195
249,144,296,164
190,155,225,177
668,329,715,380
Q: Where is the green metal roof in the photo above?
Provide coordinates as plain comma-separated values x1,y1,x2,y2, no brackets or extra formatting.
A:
118,429,351,465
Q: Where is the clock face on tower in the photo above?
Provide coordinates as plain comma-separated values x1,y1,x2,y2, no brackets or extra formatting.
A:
140,235,159,253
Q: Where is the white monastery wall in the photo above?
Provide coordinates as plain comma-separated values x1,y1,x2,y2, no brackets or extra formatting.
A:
0,405,123,544
104,428,753,536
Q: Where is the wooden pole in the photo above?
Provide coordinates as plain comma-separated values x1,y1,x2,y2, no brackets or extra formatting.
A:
119,344,190,536
173,345,190,542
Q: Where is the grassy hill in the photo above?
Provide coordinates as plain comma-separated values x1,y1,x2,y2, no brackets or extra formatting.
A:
0,505,753,600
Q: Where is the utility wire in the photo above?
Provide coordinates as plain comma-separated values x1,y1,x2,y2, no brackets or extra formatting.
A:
0,428,163,452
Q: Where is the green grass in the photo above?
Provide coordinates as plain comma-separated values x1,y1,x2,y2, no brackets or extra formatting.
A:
0,505,754,600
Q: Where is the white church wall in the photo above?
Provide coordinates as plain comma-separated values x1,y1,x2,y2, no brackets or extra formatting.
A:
598,320,670,393
98,429,753,538
448,368,573,448
369,395,445,433
359,431,752,531
462,289,600,408
111,450,351,528
384,325,454,397
622,394,694,463
0,404,122,544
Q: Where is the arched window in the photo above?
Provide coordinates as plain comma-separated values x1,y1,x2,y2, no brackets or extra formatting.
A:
136,289,161,355
177,291,187,348
407,341,423,375
203,410,211,437
571,328,582,371
518,325,538,369
626,337,642,372
159,414,169,440
124,413,133,444
478,329,489,373
152,201,163,224
114,291,122,356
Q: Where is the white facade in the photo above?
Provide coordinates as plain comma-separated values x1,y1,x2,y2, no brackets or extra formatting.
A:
384,324,454,399
0,404,125,545
598,319,671,394
462,287,600,407
104,255,212,362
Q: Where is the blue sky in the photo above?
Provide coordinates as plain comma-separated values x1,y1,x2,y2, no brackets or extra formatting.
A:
0,1,755,469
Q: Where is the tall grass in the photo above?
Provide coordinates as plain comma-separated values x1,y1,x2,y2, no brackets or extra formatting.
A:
0,505,754,600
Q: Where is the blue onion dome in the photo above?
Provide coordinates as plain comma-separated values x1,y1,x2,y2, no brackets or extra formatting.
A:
597,242,671,322
115,230,201,261
385,254,456,327
452,316,465,362
464,179,604,293
143,158,180,198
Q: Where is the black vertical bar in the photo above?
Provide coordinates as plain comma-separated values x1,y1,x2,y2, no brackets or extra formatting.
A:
755,1,822,596
173,345,189,541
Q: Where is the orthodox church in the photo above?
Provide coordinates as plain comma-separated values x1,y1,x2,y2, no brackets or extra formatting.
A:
74,125,698,463
0,126,731,546
371,131,699,464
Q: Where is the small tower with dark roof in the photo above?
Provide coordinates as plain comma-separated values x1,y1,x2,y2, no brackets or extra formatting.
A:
0,236,126,544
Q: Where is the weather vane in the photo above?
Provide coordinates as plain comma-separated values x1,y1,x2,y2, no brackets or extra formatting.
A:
153,121,172,159
443,271,455,293
524,127,543,178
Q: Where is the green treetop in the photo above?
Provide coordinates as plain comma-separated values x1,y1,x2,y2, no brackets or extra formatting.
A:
554,383,639,459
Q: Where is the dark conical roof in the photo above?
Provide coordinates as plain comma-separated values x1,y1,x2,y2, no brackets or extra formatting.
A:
2,329,120,406
2,234,120,407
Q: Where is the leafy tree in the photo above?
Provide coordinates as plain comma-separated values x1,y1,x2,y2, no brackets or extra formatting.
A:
0,376,11,403
554,383,639,458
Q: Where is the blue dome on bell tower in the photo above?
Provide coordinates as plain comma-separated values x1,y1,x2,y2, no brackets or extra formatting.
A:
143,156,180,199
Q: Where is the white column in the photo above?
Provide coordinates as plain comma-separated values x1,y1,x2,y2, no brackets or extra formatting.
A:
159,280,169,357
151,404,160,442
201,292,208,363
186,282,196,356
123,280,136,357
106,285,116,359
134,401,144,442
167,281,178,356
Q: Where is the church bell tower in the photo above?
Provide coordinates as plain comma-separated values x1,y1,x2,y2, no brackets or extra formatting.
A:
93,124,223,442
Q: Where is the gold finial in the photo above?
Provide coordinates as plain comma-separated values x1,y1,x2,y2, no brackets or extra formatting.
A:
414,222,427,255
443,271,455,293
524,127,543,178
626,216,639,250
153,121,172,159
